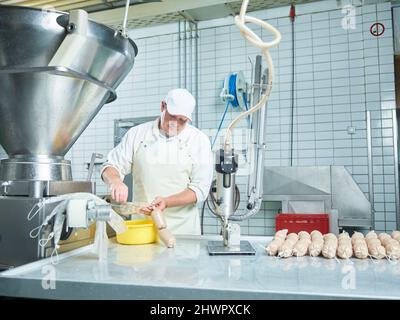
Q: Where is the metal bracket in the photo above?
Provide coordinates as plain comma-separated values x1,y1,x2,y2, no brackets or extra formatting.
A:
1,181,10,195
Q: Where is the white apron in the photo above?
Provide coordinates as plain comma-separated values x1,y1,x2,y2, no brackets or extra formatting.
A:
131,126,201,236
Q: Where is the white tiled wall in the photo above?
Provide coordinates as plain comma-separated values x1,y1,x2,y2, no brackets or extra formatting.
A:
0,1,396,235
197,1,397,234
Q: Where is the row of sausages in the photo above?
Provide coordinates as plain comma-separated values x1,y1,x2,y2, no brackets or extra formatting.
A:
266,230,400,260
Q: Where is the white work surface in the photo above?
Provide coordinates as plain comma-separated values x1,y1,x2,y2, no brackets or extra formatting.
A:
1,235,400,300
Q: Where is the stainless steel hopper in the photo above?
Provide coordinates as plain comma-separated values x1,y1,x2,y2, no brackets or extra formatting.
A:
0,6,137,181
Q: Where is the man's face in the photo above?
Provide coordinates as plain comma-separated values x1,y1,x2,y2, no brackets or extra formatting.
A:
160,101,190,136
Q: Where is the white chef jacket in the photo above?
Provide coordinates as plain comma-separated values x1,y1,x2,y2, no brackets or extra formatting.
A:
101,118,213,204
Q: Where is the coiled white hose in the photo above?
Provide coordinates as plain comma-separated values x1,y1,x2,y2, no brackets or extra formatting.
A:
224,0,282,150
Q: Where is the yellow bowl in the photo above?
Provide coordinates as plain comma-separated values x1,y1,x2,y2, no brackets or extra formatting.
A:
116,220,157,245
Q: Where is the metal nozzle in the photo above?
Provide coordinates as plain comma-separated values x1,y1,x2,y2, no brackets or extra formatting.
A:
87,200,112,223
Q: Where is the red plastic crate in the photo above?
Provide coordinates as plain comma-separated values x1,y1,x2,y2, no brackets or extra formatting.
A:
275,213,329,234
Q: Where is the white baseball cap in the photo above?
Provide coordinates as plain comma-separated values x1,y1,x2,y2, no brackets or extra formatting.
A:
164,88,195,121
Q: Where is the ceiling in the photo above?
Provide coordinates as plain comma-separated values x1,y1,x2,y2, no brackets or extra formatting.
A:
94,0,339,29
0,0,397,29
0,0,159,12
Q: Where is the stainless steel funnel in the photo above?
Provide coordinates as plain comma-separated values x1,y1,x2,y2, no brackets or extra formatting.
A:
0,6,137,181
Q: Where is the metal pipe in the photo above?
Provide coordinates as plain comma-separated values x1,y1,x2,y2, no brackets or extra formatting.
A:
57,0,104,11
20,0,91,7
254,67,269,199
392,7,400,229
253,58,263,200
392,109,400,230
246,56,261,202
16,0,62,6
245,58,257,198
366,111,375,230
0,0,27,4
189,22,193,94
289,11,295,166
194,23,199,128
178,21,182,88
87,152,103,181
183,20,187,89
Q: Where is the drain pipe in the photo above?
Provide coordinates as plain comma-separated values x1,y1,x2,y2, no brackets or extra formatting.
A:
189,22,193,95
289,4,296,166
393,6,400,229
194,23,199,128
184,20,187,89
178,21,182,88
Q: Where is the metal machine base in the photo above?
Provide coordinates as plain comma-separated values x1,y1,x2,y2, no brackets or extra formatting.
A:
0,181,95,269
0,156,72,181
207,240,256,256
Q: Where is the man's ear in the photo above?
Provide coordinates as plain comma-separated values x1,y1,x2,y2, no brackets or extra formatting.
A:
161,101,166,112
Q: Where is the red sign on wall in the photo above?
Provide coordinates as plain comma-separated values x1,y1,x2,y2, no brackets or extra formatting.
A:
370,22,385,37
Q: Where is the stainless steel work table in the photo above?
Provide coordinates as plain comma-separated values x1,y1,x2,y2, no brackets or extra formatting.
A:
1,235,400,300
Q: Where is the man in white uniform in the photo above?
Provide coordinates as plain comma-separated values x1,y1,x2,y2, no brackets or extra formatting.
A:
101,88,213,235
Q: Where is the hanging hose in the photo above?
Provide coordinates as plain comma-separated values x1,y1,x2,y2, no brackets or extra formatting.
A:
224,0,281,151
212,100,230,148
225,73,248,109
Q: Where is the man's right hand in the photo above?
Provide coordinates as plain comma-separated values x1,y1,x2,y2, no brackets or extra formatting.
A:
102,167,129,203
110,181,129,203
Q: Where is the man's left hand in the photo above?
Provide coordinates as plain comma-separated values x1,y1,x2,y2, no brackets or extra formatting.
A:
151,196,168,211
139,196,167,214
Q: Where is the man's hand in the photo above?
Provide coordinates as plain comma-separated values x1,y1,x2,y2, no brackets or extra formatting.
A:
151,196,168,211
102,167,129,203
140,196,167,215
110,181,129,203
139,189,197,214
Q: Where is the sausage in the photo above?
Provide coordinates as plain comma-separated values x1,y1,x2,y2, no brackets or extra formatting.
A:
266,229,288,256
337,232,353,259
322,233,338,259
309,230,324,257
